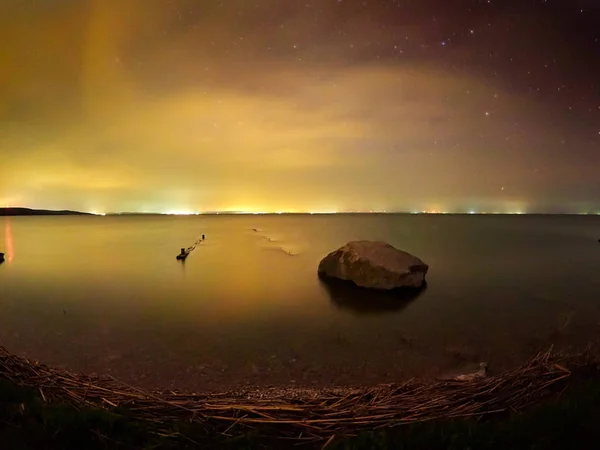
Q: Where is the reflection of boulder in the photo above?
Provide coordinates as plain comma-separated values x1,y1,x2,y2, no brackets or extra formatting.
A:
320,276,426,314
318,241,428,290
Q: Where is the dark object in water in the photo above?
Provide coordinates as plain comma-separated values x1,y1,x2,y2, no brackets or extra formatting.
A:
318,241,428,290
177,237,203,261
0,252,4,263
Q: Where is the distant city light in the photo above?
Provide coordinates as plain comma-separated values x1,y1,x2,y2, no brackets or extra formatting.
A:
163,210,199,215
73,207,600,216
308,210,339,214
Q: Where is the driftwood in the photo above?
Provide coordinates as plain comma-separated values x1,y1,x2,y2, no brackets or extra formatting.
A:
0,346,577,445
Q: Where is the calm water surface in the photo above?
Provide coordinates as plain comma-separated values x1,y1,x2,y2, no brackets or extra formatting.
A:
1,214,599,390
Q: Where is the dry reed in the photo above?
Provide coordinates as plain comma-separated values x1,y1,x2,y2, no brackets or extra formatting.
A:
0,346,578,445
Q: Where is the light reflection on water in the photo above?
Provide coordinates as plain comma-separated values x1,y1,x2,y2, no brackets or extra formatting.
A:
0,214,599,391
3,217,13,263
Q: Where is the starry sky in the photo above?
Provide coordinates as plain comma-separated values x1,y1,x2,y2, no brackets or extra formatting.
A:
0,0,598,213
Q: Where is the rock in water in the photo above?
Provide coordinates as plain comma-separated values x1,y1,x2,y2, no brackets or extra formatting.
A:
318,241,428,290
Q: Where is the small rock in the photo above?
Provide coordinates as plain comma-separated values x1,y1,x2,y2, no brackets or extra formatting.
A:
438,362,489,382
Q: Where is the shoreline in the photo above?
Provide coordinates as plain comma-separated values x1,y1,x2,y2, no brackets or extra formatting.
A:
1,337,580,393
2,344,594,448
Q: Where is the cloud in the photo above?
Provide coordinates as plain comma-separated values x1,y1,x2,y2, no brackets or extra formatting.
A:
1,0,597,212
1,59,547,211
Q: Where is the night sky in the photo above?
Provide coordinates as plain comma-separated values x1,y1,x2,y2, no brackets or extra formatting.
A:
1,0,598,213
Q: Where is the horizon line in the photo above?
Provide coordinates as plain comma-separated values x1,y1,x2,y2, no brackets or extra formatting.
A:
2,207,600,217
103,211,600,216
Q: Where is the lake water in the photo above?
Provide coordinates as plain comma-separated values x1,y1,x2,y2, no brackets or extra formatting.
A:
1,214,599,391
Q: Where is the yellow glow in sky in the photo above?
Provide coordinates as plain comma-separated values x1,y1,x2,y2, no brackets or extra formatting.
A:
0,1,597,213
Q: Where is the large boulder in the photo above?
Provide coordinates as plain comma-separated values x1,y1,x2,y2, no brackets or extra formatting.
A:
318,241,428,290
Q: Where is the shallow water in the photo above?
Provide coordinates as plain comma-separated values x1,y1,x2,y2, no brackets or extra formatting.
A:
1,214,599,390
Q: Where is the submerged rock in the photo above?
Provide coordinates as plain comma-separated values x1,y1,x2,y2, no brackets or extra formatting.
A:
317,241,428,290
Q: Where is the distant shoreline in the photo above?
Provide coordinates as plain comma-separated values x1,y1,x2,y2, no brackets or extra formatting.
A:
2,207,599,217
47,212,600,217
0,207,92,216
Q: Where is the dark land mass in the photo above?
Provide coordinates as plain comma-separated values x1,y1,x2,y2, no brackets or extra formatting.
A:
0,207,92,216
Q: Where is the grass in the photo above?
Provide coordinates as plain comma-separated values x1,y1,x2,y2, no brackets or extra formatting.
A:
2,376,600,449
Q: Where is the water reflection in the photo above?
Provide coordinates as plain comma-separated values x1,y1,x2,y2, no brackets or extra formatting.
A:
319,276,427,315
3,218,13,263
2,214,599,390
178,257,187,276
